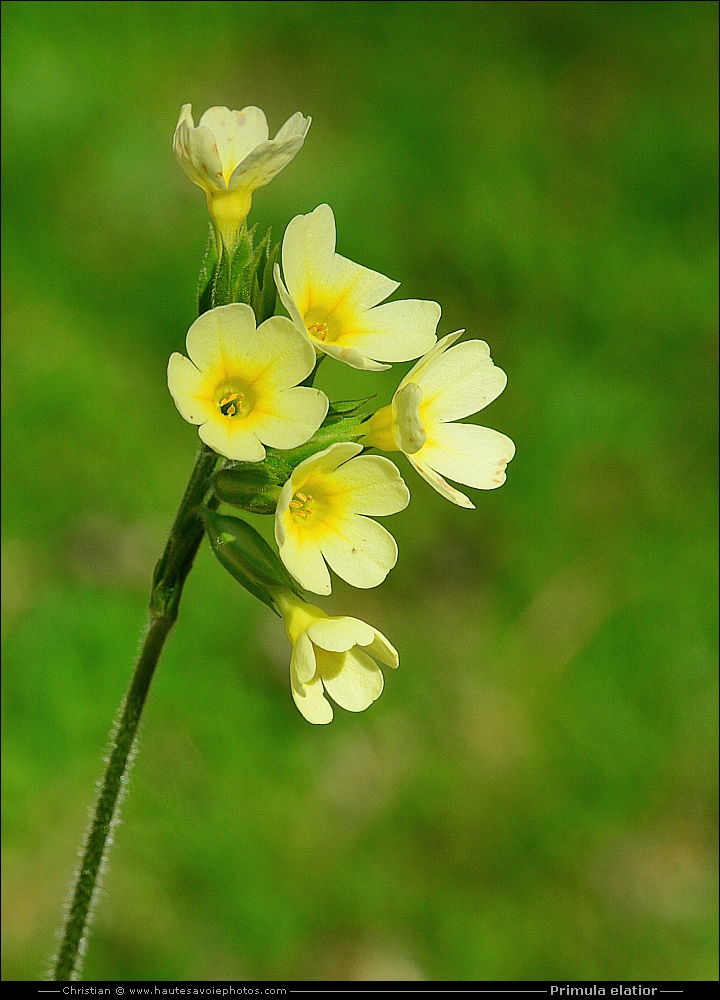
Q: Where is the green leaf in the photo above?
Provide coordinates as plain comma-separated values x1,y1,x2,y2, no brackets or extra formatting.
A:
202,509,301,614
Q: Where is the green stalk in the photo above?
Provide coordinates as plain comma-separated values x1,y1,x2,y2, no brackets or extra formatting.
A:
51,445,218,981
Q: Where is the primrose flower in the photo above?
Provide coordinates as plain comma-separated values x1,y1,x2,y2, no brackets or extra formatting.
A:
275,589,398,724
274,204,440,371
167,303,327,461
173,104,311,248
275,442,409,595
362,332,515,508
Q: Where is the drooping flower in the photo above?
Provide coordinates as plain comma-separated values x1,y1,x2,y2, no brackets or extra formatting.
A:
167,303,327,461
274,204,440,371
274,589,398,724
275,442,409,595
362,332,515,508
173,104,311,248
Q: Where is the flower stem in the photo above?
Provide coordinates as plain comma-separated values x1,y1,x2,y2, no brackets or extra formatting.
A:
51,445,218,981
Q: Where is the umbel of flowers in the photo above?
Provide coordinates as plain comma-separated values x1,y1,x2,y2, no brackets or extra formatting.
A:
50,102,518,988
170,104,515,724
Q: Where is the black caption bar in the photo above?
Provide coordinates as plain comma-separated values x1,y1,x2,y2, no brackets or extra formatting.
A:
19,979,707,996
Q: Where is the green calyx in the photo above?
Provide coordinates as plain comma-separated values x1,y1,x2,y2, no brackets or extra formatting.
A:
213,466,283,515
202,509,302,615
198,222,279,320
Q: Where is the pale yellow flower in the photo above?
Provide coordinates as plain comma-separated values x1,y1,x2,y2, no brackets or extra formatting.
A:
274,204,440,371
173,104,311,247
167,303,327,461
362,332,515,508
275,442,409,595
275,589,398,725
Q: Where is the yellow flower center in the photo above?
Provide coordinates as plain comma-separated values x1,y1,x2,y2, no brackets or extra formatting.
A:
307,321,330,341
214,379,254,419
289,491,316,519
304,304,345,345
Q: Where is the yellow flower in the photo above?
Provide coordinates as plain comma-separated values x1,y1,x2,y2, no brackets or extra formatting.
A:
274,204,440,371
275,442,409,595
167,303,328,461
173,104,311,248
275,589,398,724
362,332,515,508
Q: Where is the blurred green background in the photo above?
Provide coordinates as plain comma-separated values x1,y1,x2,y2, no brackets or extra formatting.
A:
2,0,717,983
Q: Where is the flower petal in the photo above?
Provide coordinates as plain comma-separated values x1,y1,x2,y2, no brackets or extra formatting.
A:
319,514,398,589
276,519,332,595
317,340,391,372
328,454,410,516
185,302,256,374
254,385,328,450
319,647,384,713
324,252,400,314
366,630,399,669
273,264,309,335
173,118,226,192
418,340,508,423
291,671,333,724
247,315,317,390
306,615,376,652
199,105,268,180
228,115,310,193
289,442,362,485
274,111,312,143
420,422,516,490
290,631,317,686
400,330,464,388
281,204,338,313
167,353,214,425
282,204,399,316
198,416,266,462
408,453,475,509
392,383,427,454
345,298,440,363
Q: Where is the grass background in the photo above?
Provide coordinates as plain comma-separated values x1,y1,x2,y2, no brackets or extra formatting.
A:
2,0,718,982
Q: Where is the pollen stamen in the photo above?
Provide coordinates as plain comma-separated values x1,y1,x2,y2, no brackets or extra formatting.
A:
290,490,316,519
307,322,329,341
218,390,246,418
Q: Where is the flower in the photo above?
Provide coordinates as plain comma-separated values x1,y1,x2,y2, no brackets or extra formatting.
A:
274,204,440,371
274,589,399,724
167,303,328,461
173,104,311,247
275,442,409,595
362,332,515,508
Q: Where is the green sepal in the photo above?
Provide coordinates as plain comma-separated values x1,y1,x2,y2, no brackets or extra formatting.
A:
229,226,254,303
212,239,232,307
273,413,368,470
197,224,219,316
205,224,279,317
212,223,253,308
250,233,280,324
325,395,376,423
213,466,283,515
202,509,301,615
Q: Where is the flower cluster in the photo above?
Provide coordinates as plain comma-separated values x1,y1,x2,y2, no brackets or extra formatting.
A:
170,105,515,723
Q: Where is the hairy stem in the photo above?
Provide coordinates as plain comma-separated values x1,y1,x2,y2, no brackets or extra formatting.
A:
51,445,218,981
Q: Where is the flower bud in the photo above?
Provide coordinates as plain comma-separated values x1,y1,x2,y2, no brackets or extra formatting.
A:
213,467,282,514
202,509,300,614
